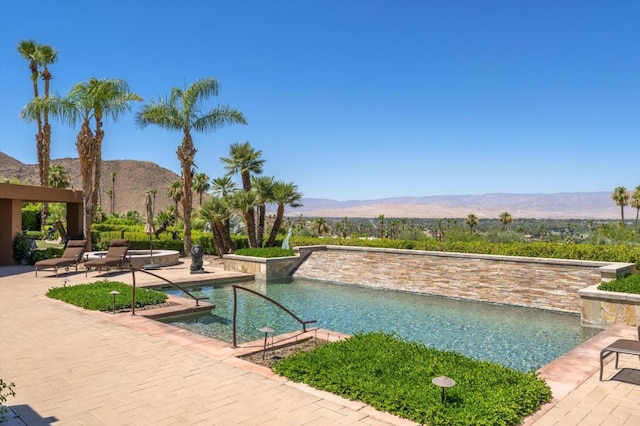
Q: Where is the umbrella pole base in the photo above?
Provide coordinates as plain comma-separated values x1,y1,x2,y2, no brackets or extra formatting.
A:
144,264,161,270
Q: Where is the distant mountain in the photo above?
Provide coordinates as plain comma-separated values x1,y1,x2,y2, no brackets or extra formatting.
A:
289,193,620,219
1,151,622,219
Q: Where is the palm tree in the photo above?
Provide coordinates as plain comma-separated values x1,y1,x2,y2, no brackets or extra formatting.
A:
109,171,117,213
227,190,259,248
251,175,275,247
48,164,70,189
265,181,303,247
192,172,211,206
631,185,640,231
499,211,513,230
167,180,183,226
211,176,237,235
18,40,58,230
221,141,265,192
611,186,629,227
53,78,141,249
312,217,331,235
106,189,114,215
465,213,479,233
136,78,246,255
200,196,235,256
211,176,238,198
220,141,264,246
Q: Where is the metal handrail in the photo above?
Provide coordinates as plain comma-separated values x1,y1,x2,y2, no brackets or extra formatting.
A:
231,284,317,347
129,267,209,315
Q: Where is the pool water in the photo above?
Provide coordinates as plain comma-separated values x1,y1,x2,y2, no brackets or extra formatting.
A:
159,279,600,371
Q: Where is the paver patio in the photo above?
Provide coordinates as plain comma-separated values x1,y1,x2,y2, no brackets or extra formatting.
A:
1,260,639,425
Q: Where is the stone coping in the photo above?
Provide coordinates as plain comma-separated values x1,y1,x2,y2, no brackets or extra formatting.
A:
579,284,640,303
298,244,614,267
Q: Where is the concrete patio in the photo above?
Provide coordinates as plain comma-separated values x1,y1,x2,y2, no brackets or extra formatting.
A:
1,259,639,425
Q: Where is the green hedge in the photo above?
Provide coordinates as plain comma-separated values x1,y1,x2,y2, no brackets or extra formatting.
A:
234,248,295,258
291,237,640,267
273,332,551,425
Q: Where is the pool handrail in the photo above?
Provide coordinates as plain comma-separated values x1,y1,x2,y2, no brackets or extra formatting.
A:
129,267,209,315
231,284,317,348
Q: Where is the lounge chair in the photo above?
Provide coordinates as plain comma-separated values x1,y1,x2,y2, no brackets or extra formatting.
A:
34,239,87,277
599,326,640,381
83,239,130,276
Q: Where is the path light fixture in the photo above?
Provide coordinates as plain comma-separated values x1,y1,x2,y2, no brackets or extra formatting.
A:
259,326,275,360
110,290,120,315
432,376,456,403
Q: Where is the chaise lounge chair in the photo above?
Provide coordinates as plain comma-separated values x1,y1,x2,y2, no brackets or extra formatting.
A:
83,239,130,276
35,239,87,277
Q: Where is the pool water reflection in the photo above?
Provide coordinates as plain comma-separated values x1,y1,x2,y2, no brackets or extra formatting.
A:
158,279,600,371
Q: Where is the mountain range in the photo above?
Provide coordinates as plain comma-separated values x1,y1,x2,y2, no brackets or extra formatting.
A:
1,151,623,219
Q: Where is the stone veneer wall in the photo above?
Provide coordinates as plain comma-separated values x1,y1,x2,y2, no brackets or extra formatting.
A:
579,285,640,327
293,246,608,313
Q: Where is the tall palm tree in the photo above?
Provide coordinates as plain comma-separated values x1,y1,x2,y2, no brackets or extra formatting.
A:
227,190,259,247
499,211,513,230
465,213,479,233
48,164,70,189
136,78,246,255
266,181,303,247
167,180,183,225
18,40,58,230
220,141,264,246
54,78,141,249
631,185,640,231
251,175,275,247
611,186,629,227
192,172,211,206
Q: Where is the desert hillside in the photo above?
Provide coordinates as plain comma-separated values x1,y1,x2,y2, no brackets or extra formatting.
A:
0,152,625,219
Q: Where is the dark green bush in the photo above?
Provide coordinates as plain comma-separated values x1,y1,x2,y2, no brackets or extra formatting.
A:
273,332,552,426
598,273,640,294
235,247,295,258
12,232,32,264
46,280,167,311
21,204,41,231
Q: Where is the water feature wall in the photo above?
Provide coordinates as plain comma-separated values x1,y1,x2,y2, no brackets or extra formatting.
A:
292,245,617,314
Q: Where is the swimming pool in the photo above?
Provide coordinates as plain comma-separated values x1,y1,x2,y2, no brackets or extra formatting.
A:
158,279,600,371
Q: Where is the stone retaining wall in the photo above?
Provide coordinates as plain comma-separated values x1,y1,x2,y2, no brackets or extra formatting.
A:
293,246,609,313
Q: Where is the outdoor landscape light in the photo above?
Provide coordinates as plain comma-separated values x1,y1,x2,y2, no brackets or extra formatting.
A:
432,376,456,402
110,290,120,315
259,326,275,360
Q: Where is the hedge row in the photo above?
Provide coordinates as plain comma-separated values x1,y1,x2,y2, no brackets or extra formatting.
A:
290,236,640,267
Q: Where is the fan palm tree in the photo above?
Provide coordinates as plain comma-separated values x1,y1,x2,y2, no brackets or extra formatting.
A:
227,190,259,247
312,217,331,235
631,185,640,231
499,211,513,230
252,175,275,247
52,78,141,249
221,141,265,192
192,172,211,206
167,180,183,226
136,78,246,255
200,196,235,256
211,176,238,198
611,186,629,227
48,164,70,189
266,181,303,247
465,213,479,233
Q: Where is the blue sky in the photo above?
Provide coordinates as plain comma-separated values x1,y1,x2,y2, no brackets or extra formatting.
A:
1,1,638,201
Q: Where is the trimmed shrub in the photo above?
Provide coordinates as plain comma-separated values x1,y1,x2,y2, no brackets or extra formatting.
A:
598,273,640,294
46,280,167,311
234,247,295,258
